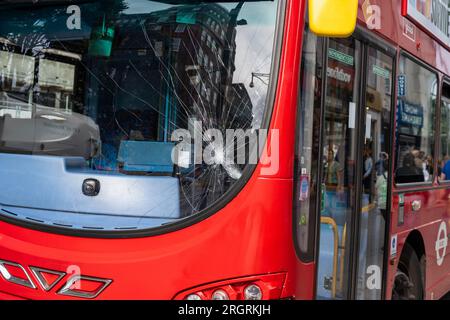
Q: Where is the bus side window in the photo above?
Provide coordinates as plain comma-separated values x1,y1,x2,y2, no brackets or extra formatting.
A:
439,82,450,182
394,56,437,185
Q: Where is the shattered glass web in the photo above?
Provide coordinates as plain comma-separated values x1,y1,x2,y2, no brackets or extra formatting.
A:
0,0,277,229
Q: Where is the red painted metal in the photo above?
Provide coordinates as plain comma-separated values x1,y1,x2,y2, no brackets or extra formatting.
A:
172,273,287,300
1,0,449,300
0,290,26,300
357,0,450,300
0,0,309,300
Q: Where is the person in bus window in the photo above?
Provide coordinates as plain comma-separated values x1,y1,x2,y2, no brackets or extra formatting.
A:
413,150,429,181
395,152,425,184
438,155,448,180
324,148,344,191
375,158,388,219
425,154,433,176
440,156,450,181
412,149,422,168
363,147,373,194
375,152,388,176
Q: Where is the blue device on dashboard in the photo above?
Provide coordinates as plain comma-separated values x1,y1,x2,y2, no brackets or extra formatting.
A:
118,141,176,174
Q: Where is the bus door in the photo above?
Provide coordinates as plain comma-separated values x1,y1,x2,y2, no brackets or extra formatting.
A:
295,30,395,299
355,46,394,299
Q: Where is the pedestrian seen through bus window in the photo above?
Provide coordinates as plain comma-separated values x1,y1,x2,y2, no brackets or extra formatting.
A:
363,147,373,193
375,159,388,219
440,156,450,181
395,152,425,184
375,152,388,176
324,149,341,185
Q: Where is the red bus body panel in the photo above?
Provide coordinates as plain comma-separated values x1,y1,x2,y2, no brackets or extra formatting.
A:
1,0,450,300
356,0,450,300
0,0,312,300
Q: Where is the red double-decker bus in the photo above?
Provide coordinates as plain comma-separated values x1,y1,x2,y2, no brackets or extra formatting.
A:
0,0,449,300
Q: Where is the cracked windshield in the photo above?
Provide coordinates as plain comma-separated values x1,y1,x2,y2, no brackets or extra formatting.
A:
0,0,278,231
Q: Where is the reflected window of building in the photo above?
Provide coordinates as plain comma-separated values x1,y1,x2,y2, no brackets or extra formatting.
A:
439,82,450,181
394,56,437,184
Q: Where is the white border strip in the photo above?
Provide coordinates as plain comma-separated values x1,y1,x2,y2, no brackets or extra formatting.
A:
406,1,450,48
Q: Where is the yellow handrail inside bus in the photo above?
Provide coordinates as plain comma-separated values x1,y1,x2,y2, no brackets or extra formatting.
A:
339,223,347,292
320,216,338,298
362,203,376,213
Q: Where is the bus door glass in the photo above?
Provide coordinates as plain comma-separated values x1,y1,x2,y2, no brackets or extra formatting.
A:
315,37,361,299
297,33,395,299
356,46,394,299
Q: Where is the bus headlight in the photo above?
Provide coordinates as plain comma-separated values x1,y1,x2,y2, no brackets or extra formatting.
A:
212,289,229,300
244,284,262,300
175,273,286,300
186,293,202,300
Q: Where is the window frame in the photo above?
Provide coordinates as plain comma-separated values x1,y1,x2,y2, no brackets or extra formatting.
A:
347,29,397,301
292,24,399,277
293,24,327,263
0,0,287,239
393,51,440,189
437,78,450,185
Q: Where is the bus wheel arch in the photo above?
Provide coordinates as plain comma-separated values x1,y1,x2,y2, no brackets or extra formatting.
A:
392,231,426,300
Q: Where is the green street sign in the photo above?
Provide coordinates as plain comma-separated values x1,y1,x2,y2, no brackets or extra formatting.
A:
328,48,354,66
